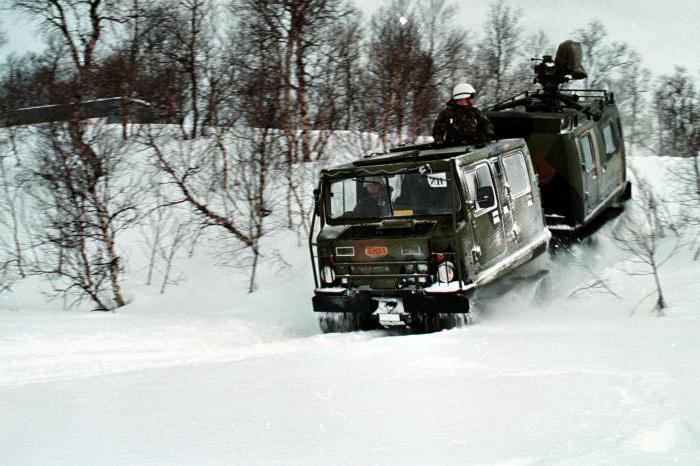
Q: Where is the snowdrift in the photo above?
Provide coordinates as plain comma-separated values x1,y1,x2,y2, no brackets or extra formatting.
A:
1,126,699,465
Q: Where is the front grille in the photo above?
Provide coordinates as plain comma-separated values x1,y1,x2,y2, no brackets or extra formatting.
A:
349,264,391,275
335,260,430,280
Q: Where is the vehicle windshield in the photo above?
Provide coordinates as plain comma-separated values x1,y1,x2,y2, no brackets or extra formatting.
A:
326,171,459,221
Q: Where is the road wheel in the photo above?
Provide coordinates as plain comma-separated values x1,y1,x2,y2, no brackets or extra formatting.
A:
420,312,476,333
450,313,473,327
419,313,442,333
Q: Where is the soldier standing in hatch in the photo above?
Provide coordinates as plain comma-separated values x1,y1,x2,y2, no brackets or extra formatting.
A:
432,83,495,146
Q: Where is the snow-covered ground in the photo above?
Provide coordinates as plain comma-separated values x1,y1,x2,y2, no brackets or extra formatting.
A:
1,152,700,465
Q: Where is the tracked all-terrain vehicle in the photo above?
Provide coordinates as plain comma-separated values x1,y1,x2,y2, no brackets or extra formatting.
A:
486,40,632,234
309,140,551,332
308,40,630,333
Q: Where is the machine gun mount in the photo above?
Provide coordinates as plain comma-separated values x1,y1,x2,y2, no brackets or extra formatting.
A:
490,40,595,116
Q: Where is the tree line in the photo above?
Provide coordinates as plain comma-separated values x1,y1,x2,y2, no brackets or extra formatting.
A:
0,1,695,153
0,0,698,311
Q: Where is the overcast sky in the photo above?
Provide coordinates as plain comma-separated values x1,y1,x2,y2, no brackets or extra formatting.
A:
354,0,700,75
1,0,698,76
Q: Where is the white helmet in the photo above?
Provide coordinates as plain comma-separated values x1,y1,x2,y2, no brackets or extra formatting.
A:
453,83,476,100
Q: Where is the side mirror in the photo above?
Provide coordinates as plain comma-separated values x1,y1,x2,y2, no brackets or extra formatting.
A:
313,188,322,216
476,186,495,209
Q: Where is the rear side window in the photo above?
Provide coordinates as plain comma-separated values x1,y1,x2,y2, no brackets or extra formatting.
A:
579,134,596,172
502,152,531,199
602,123,617,159
463,163,497,215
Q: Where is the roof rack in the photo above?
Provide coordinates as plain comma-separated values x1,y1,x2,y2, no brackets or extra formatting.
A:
352,145,473,167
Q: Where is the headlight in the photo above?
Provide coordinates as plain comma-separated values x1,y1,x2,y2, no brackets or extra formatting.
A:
417,264,429,273
322,266,336,284
436,261,455,283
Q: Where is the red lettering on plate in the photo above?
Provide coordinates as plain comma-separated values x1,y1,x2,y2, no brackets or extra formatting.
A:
365,246,388,257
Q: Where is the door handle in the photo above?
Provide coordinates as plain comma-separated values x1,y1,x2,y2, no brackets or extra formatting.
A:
471,245,482,262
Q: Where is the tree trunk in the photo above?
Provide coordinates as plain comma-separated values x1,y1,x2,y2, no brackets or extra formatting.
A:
295,27,311,162
651,259,665,316
146,219,162,286
694,153,700,201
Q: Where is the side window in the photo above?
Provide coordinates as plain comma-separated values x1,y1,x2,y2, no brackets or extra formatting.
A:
464,163,497,215
578,133,596,172
602,123,617,159
328,179,357,218
502,152,531,199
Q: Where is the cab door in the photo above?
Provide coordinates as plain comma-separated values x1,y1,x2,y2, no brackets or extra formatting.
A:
578,131,600,213
599,119,624,198
501,150,538,240
461,162,506,270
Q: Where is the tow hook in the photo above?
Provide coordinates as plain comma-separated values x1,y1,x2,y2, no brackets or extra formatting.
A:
373,298,408,328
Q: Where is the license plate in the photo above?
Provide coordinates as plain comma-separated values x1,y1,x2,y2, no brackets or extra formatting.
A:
365,246,388,257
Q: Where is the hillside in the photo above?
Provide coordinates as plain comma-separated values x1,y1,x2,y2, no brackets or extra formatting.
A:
1,146,700,465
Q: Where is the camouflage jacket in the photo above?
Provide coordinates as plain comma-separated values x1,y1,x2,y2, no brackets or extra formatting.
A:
432,101,495,146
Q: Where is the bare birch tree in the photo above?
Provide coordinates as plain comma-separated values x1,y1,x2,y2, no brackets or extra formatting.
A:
138,186,197,291
654,67,699,157
573,21,641,91
366,0,424,147
479,0,524,105
0,135,33,292
616,59,653,153
230,0,359,234
141,124,281,292
10,0,140,310
27,124,140,310
611,170,681,315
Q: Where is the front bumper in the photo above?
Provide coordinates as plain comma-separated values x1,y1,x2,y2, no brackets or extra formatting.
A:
312,288,469,314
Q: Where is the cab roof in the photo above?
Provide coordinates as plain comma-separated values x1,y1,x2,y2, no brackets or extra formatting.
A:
321,138,526,178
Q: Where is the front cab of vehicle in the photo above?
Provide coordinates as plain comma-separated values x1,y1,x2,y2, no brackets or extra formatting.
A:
309,139,551,332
